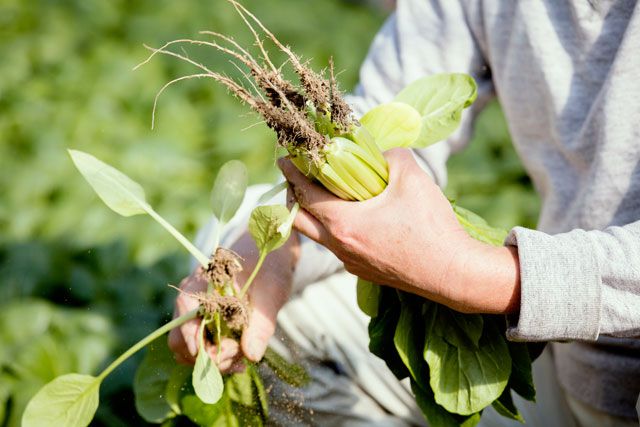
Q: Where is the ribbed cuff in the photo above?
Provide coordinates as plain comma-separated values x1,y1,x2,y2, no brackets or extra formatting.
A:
505,227,602,341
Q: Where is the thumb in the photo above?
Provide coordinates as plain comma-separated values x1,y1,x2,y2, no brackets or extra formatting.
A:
383,147,419,183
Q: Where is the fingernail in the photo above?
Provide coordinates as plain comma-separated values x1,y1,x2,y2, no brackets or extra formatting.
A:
187,337,197,356
248,339,267,361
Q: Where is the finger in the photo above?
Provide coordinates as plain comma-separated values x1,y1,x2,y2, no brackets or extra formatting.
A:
206,338,242,372
278,158,349,223
168,326,196,364
241,295,281,362
286,187,296,210
293,206,332,246
174,291,201,356
168,273,208,358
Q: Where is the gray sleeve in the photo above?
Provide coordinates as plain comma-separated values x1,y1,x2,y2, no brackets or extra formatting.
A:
505,222,640,341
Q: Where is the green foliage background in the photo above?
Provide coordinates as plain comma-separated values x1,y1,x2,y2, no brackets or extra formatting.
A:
0,0,538,425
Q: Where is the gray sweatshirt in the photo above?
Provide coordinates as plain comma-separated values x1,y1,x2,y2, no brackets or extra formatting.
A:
198,0,640,421
346,0,640,419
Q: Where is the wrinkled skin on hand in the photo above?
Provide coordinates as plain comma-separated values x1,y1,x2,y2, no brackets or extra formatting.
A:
280,148,520,315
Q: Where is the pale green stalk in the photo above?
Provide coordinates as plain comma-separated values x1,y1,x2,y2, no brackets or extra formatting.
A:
239,251,266,299
326,153,373,200
144,205,210,267
97,308,199,382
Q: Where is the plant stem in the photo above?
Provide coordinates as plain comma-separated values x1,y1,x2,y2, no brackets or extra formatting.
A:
239,251,266,298
97,308,199,382
144,205,210,267
211,220,223,256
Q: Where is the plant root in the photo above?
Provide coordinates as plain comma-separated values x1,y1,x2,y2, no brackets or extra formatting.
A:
205,247,243,286
137,0,355,158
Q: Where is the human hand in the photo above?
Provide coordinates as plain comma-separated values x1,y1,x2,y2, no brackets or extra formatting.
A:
168,230,299,369
279,148,520,314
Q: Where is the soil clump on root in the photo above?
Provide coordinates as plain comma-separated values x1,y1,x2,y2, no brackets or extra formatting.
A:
205,247,243,286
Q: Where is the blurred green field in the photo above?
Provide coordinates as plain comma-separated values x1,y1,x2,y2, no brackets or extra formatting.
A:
0,0,538,426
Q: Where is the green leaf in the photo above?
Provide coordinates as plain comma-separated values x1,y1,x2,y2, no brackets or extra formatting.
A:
432,309,484,350
368,289,409,380
453,204,508,246
0,379,10,422
68,149,148,217
133,341,176,423
248,204,295,255
210,160,248,224
394,73,477,148
410,378,481,427
257,181,288,204
193,346,224,405
360,102,422,150
165,364,192,414
68,149,209,266
356,278,380,317
423,304,511,415
450,313,484,348
226,369,254,407
393,300,427,382
248,364,269,419
492,388,524,423
507,341,536,401
181,394,227,426
22,373,100,427
262,347,310,388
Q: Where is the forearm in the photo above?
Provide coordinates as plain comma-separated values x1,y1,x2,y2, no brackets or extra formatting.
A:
445,240,521,314
397,233,521,315
506,222,640,341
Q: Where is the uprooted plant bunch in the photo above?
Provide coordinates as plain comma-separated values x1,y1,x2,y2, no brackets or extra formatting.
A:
21,152,305,427
23,1,540,426
133,1,543,426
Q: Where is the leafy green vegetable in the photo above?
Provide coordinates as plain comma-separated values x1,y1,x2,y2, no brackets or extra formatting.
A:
423,303,511,415
248,205,294,255
192,324,224,405
21,373,100,427
134,341,178,423
394,73,477,148
165,365,192,415
356,278,380,317
410,379,481,427
360,102,422,150
368,288,410,380
506,341,536,402
257,181,288,204
241,203,298,297
249,365,269,419
492,388,524,423
393,298,427,381
68,149,210,267
453,204,508,246
210,160,248,225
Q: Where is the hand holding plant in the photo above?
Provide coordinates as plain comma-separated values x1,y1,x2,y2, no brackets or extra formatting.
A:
279,149,521,315
169,229,300,366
